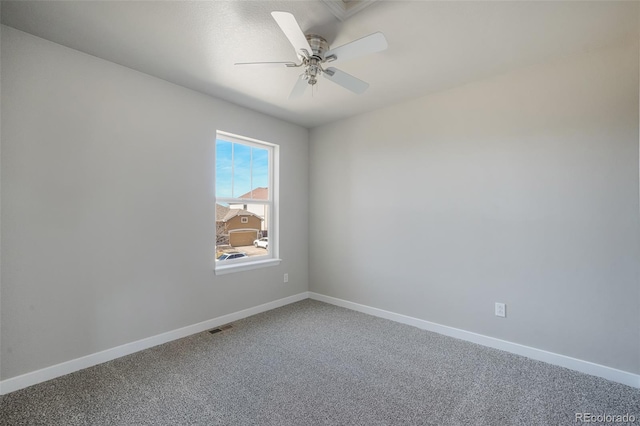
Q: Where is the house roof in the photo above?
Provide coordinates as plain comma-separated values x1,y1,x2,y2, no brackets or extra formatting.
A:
236,187,268,201
223,209,263,222
216,204,263,223
216,203,230,222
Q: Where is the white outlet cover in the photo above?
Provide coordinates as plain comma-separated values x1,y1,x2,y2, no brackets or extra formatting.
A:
495,302,506,318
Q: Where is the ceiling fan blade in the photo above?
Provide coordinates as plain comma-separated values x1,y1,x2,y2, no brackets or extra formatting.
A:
323,67,369,94
289,75,309,99
235,61,298,68
271,11,312,59
325,32,388,63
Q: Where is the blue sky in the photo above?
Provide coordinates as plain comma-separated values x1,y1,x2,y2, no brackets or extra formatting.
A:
216,139,269,198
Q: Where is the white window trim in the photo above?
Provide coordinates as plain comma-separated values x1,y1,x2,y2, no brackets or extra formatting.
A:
215,258,281,275
214,131,280,275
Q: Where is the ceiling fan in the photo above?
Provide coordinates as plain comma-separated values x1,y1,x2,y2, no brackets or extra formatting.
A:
235,11,388,99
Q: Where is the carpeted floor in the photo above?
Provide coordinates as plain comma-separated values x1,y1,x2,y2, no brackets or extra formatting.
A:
1,299,638,425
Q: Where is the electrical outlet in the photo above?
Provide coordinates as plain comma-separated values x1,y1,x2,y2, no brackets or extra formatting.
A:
495,302,506,318
284,273,289,283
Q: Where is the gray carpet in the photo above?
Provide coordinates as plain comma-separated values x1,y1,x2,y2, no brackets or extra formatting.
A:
1,299,638,425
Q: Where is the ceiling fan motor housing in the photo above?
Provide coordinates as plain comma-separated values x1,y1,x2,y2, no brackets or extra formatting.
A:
305,34,329,60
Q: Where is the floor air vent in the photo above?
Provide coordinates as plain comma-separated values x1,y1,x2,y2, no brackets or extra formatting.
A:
208,324,233,334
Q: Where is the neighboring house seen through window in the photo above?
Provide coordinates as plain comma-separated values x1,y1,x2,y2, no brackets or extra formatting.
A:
215,131,279,274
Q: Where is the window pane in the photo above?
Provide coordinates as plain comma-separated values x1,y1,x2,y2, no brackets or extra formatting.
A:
215,203,269,260
215,140,233,198
215,132,276,269
232,143,252,198
251,148,269,200
215,201,230,247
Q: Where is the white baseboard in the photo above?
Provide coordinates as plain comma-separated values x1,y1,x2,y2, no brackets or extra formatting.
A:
3,290,637,395
0,292,310,395
309,292,640,389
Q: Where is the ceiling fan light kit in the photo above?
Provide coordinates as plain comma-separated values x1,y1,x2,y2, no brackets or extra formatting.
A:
235,11,388,99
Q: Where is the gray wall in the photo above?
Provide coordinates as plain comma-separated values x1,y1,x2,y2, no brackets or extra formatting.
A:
1,26,309,380
309,41,640,374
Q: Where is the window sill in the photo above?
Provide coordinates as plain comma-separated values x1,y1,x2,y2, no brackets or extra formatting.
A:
215,258,282,275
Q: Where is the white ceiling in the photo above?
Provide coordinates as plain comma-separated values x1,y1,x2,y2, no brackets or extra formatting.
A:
2,1,637,128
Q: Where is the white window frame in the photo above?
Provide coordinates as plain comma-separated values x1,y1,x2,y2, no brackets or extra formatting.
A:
214,130,280,275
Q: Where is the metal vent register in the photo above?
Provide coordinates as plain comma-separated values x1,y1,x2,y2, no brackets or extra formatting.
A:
208,324,234,334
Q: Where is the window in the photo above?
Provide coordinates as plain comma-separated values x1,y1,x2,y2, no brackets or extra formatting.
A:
215,131,279,274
